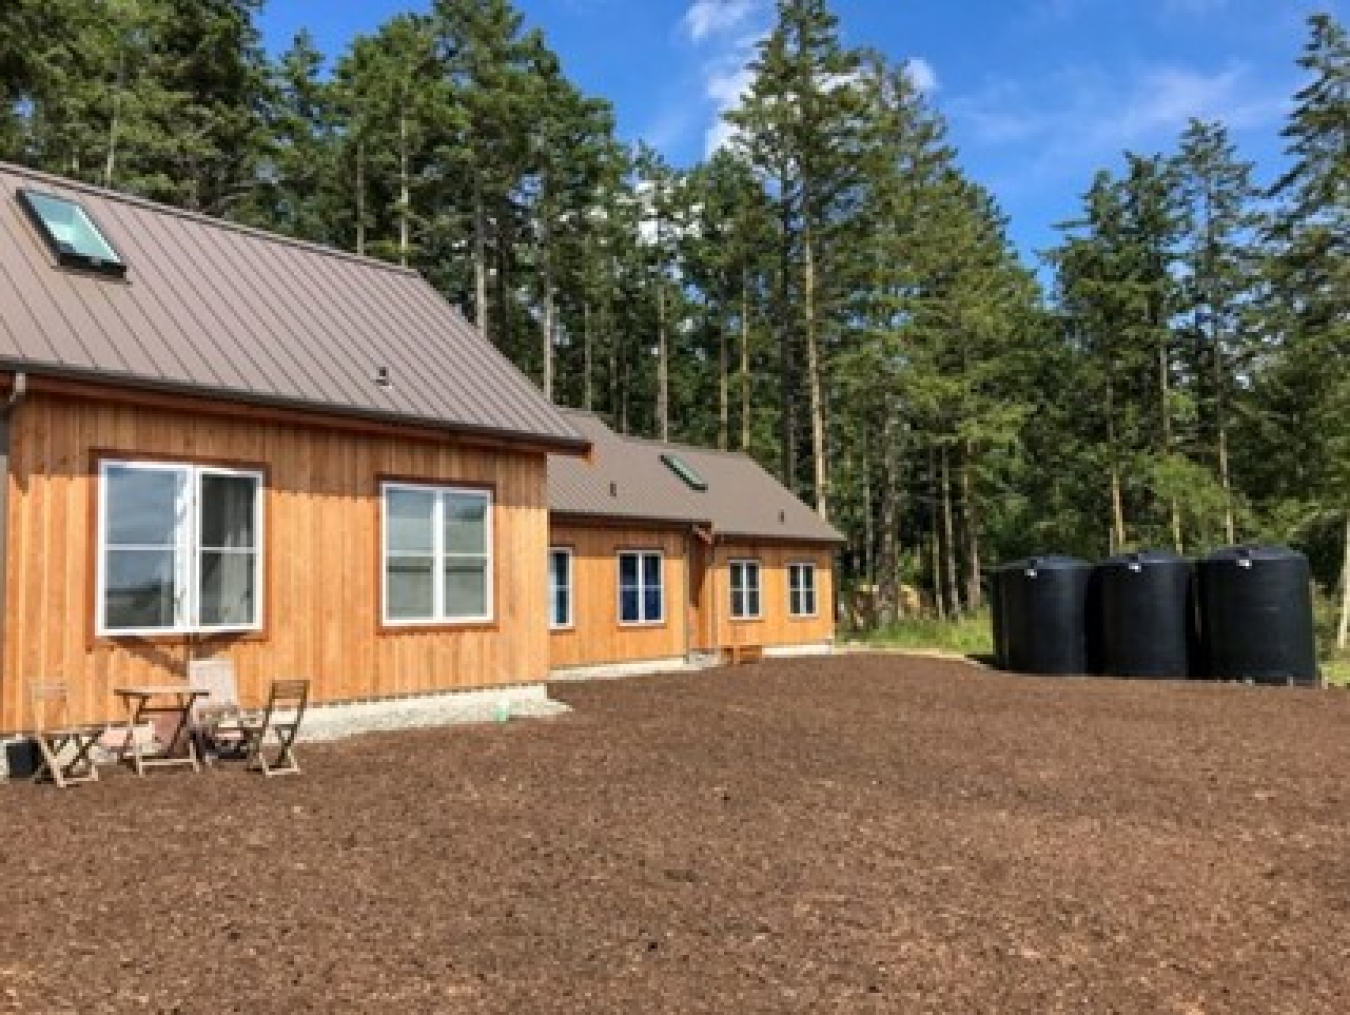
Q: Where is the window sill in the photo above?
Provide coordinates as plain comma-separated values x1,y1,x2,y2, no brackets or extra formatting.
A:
378,621,499,636
92,629,266,648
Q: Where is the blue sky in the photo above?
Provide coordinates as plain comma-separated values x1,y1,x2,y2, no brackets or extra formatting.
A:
258,0,1344,262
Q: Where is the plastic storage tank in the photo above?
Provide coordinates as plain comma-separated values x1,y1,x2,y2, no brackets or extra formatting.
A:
988,564,1009,669
1001,555,1094,675
1197,545,1318,686
1096,550,1195,678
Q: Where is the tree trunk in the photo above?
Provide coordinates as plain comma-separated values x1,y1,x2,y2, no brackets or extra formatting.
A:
103,49,124,188
940,444,960,617
962,440,983,611
877,398,902,624
1106,370,1126,551
355,142,367,258
803,223,828,519
1160,338,1182,552
717,308,729,450
582,298,593,412
493,210,510,356
397,113,410,268
929,444,945,619
539,208,554,400
777,186,795,489
655,267,669,441
1338,511,1350,652
740,270,752,452
1211,316,1237,543
473,181,489,340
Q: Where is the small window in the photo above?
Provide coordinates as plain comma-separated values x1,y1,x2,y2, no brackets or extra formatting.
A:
549,547,573,629
729,559,762,620
660,453,707,491
18,189,127,277
97,460,263,636
789,563,818,617
618,551,663,625
382,482,492,625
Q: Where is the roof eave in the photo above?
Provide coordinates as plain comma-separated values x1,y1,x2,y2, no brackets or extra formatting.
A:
3,364,590,456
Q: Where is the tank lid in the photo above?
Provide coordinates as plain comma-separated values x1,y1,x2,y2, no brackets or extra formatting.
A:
1100,548,1190,569
1002,554,1092,573
1202,544,1306,564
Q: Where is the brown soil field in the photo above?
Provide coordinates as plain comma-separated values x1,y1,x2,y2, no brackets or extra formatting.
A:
4,655,1350,1013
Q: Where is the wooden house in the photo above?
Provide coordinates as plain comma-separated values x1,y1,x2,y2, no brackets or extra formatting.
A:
547,411,843,673
0,162,589,731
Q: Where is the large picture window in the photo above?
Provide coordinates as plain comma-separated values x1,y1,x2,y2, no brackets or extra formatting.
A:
549,547,573,629
729,559,762,619
618,551,663,625
97,460,262,635
789,562,818,618
382,482,492,625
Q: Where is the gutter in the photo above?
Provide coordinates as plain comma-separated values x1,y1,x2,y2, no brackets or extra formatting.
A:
0,372,28,696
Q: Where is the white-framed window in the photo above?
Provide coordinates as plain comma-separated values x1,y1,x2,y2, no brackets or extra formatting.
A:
549,547,573,629
617,550,663,625
729,559,762,619
382,482,492,625
97,460,263,636
789,562,818,617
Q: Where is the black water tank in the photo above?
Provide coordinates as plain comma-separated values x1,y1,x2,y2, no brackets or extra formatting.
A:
1096,550,1195,679
988,564,1009,668
1001,555,1093,675
1198,545,1318,685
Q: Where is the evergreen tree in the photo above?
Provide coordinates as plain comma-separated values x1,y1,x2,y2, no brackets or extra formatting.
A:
727,0,867,516
1263,12,1350,641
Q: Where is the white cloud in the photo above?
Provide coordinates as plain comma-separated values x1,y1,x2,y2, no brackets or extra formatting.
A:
703,60,757,155
904,57,939,95
682,0,763,43
952,61,1287,161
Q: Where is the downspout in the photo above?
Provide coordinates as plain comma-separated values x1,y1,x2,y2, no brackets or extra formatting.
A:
710,537,721,660
0,372,29,709
683,528,693,662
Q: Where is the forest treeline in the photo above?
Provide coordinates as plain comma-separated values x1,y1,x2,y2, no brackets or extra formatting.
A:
1,0,1346,642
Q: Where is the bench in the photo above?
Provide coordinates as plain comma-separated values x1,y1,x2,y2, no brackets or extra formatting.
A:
724,644,764,665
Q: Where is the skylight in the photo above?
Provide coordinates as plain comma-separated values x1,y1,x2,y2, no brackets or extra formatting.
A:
18,189,127,278
661,453,707,491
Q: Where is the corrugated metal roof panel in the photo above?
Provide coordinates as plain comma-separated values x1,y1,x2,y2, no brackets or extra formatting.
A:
0,162,585,451
548,411,844,544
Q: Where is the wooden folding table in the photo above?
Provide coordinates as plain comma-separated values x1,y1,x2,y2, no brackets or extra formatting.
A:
113,685,209,776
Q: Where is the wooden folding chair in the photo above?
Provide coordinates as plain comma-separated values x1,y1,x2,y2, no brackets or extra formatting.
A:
187,659,243,763
237,679,310,777
29,681,102,788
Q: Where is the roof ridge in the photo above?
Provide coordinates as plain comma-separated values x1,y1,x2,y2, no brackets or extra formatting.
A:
618,431,755,462
553,406,760,462
0,159,423,279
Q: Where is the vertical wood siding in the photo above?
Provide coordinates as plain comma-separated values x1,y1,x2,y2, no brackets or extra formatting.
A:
1,392,550,731
691,542,836,653
547,522,689,668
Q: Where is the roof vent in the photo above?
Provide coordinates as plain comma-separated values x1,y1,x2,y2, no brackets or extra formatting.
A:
18,188,127,278
609,481,618,498
374,366,391,388
779,509,786,523
661,453,707,491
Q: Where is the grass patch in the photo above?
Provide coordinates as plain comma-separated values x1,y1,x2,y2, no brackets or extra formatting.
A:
1322,656,1350,687
859,610,993,659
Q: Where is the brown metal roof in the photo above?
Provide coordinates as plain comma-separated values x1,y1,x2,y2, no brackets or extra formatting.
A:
0,162,586,451
548,411,844,544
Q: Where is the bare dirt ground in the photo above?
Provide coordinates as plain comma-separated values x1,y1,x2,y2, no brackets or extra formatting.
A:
5,655,1350,1013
